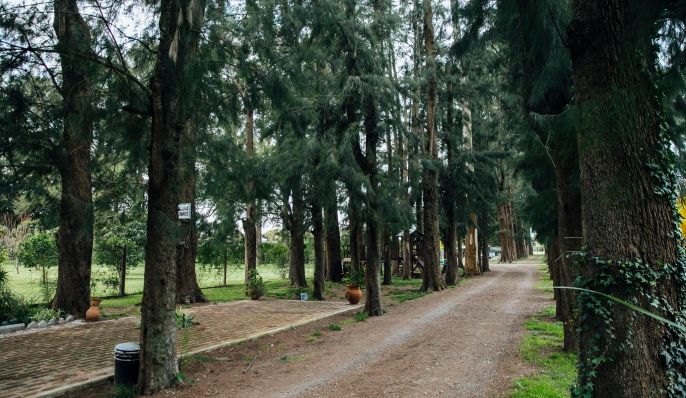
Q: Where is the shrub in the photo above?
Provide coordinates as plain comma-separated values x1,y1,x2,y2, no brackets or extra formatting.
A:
31,307,63,322
327,323,342,331
260,242,288,274
175,310,196,329
17,230,58,283
245,269,266,300
0,268,34,324
342,267,365,287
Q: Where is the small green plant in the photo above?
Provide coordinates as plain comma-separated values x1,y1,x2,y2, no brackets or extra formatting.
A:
354,311,368,322
175,371,194,385
112,383,138,398
306,330,322,342
342,268,365,287
279,354,305,363
31,307,63,322
17,230,58,301
245,269,266,300
327,322,342,331
175,310,195,329
0,289,34,324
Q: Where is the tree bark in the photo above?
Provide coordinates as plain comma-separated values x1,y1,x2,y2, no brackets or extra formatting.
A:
324,182,343,282
359,94,382,316
119,246,127,297
243,107,257,283
554,147,581,352
420,0,446,293
382,230,392,285
312,198,325,300
285,177,307,288
569,1,686,394
443,207,458,285
139,0,206,393
176,125,205,304
52,0,94,318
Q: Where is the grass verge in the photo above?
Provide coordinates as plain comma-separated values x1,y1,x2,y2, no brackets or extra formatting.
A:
510,264,577,398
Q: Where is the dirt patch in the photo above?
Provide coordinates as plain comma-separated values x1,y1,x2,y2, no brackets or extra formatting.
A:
71,262,548,398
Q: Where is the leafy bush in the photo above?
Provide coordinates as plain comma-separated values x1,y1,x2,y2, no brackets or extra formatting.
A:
175,310,196,329
0,290,34,324
260,242,288,278
342,267,365,287
245,269,266,300
17,230,58,283
0,268,35,324
94,218,145,295
31,307,63,322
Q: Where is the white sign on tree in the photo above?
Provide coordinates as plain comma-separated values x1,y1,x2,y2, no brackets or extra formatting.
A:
177,203,192,220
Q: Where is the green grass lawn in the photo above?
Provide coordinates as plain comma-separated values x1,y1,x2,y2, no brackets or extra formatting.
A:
1,259,428,320
509,263,578,398
1,260,309,305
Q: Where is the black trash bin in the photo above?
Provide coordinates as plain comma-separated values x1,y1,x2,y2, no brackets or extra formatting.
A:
114,342,140,387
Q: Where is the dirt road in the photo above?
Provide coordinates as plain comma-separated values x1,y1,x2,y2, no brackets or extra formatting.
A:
150,260,548,398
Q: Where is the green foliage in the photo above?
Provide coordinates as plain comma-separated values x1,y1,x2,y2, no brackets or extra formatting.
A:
570,254,686,397
388,289,426,303
94,217,145,293
175,310,196,329
327,323,342,331
17,230,58,301
31,307,63,322
0,265,34,324
354,311,368,322
17,230,58,273
112,383,138,398
342,267,365,287
245,269,266,300
260,242,289,277
510,307,577,398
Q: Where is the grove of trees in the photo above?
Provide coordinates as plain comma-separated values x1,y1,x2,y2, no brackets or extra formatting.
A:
1,0,686,396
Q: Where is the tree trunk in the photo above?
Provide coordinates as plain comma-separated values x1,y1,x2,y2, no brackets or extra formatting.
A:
324,182,343,282
457,234,464,270
554,146,581,353
382,230,392,285
402,230,412,280
176,154,205,304
139,0,206,393
359,94,382,316
52,0,94,318
444,207,458,285
119,246,127,297
223,252,227,287
312,199,325,300
286,177,307,288
243,107,257,283
349,200,362,276
479,238,490,273
464,212,481,276
420,0,445,293
569,1,686,394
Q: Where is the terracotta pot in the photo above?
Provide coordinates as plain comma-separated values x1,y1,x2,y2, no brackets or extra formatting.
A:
85,298,102,321
345,286,362,305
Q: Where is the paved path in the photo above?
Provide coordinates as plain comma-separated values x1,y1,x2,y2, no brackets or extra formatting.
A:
155,261,548,398
0,300,359,398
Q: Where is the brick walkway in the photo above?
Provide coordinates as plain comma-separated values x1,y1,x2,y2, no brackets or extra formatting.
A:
0,300,359,398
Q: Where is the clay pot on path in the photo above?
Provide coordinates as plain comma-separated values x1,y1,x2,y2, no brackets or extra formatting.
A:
345,286,362,305
85,298,102,321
